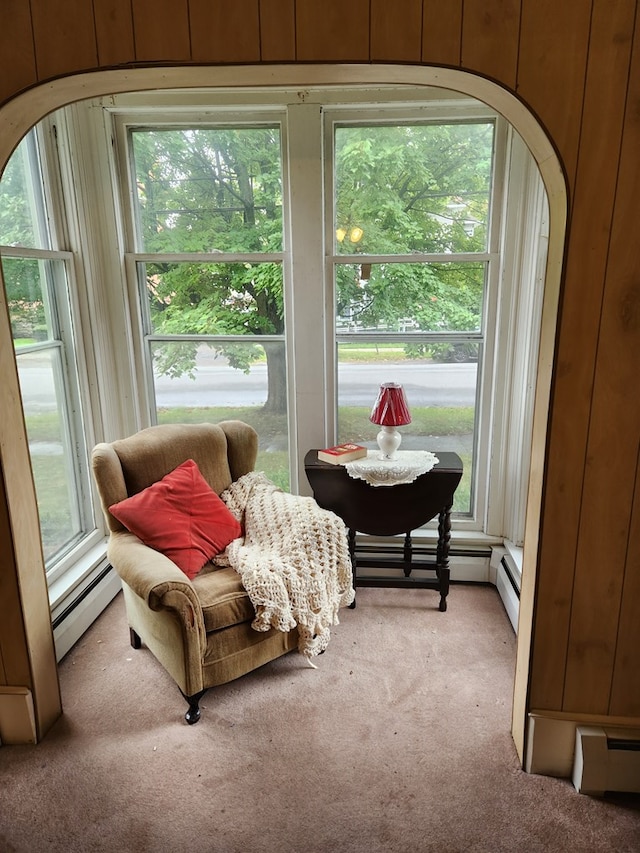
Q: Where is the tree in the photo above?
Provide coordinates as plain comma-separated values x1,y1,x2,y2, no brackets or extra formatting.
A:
132,121,495,413
0,135,50,341
132,127,287,411
334,122,493,338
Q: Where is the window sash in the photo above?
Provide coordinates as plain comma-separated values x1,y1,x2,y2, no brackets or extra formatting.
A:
327,113,501,524
1,248,96,575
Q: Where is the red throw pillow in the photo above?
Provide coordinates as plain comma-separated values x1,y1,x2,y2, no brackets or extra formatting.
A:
109,459,241,579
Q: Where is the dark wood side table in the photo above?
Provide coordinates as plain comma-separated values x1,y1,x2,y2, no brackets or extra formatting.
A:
304,450,463,611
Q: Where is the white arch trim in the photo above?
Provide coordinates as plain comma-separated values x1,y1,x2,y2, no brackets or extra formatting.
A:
0,65,567,756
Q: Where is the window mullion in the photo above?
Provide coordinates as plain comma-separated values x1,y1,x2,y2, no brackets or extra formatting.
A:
286,102,327,492
63,101,143,441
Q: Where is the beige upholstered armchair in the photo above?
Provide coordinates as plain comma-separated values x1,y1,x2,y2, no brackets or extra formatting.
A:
91,421,298,724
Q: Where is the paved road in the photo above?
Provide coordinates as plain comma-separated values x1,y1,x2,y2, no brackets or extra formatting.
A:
18,356,477,412
152,359,477,408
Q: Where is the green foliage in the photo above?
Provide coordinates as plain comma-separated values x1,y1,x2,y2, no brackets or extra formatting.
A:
334,122,493,335
146,261,283,338
132,127,284,254
0,135,40,248
132,128,286,403
0,137,54,342
2,257,50,342
337,261,485,335
334,123,493,256
130,121,494,395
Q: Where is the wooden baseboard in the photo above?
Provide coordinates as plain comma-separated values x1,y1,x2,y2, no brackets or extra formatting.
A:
526,710,640,779
0,687,37,745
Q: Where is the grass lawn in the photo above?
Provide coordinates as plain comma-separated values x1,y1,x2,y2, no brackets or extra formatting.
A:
30,454,77,561
338,344,414,363
338,406,474,442
157,404,474,511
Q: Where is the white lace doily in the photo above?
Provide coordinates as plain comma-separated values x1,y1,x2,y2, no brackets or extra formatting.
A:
345,450,439,487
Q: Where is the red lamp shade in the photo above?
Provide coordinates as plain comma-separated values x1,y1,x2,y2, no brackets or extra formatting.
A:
369,383,412,427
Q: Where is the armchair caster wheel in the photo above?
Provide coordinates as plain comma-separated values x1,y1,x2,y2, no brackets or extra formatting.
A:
182,689,206,724
185,706,201,725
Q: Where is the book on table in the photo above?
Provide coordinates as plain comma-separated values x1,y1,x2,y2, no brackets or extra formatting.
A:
317,443,368,464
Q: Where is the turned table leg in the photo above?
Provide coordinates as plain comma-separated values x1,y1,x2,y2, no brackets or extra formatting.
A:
437,504,453,612
348,528,357,608
403,532,412,577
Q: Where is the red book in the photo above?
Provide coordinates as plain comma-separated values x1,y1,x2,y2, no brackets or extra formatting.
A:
317,443,368,465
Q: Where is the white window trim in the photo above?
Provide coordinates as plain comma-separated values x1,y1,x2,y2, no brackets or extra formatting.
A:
1,121,115,603
61,102,144,443
0,242,103,588
486,129,549,543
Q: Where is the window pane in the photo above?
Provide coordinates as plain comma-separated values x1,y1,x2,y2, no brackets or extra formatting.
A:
16,348,84,561
0,132,50,249
336,262,485,333
4,255,94,567
336,342,479,513
335,123,494,255
131,127,284,253
152,342,290,490
141,261,283,336
3,256,56,344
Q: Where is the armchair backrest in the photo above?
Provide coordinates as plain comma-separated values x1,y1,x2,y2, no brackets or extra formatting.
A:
91,421,258,533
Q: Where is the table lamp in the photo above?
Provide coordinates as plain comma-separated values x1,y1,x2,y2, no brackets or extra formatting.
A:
369,382,411,459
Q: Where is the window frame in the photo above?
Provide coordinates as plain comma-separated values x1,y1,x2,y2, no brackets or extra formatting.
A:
113,111,298,487
0,125,105,590
323,105,508,529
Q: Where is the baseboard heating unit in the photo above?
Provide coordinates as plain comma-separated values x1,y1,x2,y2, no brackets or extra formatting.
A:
572,726,640,796
496,551,520,633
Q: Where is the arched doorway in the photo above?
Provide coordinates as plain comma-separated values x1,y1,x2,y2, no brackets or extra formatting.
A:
0,65,567,755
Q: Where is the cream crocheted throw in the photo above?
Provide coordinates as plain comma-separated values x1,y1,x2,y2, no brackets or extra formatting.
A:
216,471,355,663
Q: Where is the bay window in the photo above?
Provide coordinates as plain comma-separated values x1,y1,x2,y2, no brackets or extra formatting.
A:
0,84,548,650
111,94,516,530
0,128,117,656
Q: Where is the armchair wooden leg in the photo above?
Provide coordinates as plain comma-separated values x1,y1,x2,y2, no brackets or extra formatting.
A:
182,689,207,725
129,628,141,649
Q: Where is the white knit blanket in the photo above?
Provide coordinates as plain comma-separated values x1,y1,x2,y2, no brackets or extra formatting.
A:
218,472,355,662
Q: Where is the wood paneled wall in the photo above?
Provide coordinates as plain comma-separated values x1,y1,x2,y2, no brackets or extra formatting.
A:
0,0,638,733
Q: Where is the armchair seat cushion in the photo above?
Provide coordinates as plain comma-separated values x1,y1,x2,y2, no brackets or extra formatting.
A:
192,565,255,632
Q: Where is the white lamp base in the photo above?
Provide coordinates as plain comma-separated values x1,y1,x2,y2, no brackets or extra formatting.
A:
376,426,402,460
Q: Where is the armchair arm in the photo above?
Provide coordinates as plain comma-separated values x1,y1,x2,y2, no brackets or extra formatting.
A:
218,420,258,481
107,531,206,650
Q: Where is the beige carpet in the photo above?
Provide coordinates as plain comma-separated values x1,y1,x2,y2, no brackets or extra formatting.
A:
1,585,639,852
